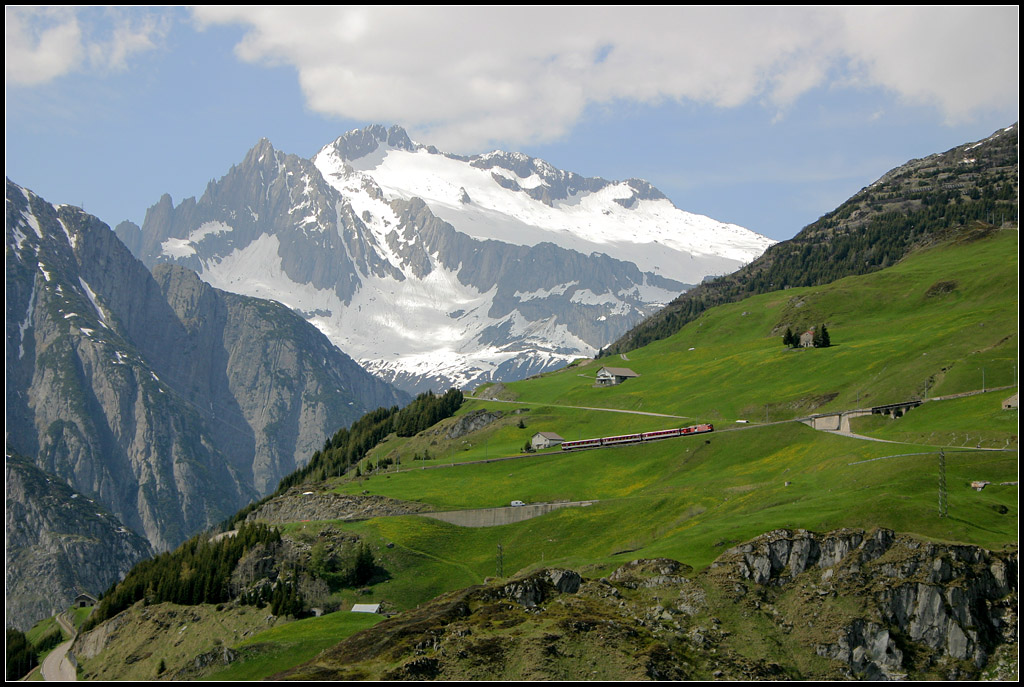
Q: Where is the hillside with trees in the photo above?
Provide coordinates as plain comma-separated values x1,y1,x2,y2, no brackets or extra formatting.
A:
601,123,1017,357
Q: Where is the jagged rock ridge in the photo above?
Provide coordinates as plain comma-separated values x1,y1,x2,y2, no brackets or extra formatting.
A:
5,179,408,627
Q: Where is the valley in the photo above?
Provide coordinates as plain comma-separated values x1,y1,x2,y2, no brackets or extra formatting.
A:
55,224,1017,681
5,9,1018,682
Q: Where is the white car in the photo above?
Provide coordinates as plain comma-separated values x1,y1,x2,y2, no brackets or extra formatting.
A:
510,500,525,507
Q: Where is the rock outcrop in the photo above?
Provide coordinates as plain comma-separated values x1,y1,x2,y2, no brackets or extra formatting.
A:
244,490,430,524
273,529,1015,681
445,409,503,439
4,455,154,630
714,528,1018,679
502,569,582,608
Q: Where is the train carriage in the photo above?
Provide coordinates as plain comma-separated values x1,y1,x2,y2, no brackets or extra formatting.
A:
561,423,713,451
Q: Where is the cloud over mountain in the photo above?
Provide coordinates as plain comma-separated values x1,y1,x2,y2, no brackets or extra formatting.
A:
191,6,1018,151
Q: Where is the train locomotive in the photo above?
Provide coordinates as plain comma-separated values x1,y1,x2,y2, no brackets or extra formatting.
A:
560,423,713,451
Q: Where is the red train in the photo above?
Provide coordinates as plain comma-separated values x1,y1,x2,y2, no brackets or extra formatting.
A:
560,423,713,451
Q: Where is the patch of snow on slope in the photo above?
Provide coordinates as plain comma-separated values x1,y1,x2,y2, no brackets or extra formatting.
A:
13,204,41,244
78,277,110,328
570,288,620,307
188,221,232,243
514,282,577,301
161,237,196,258
57,218,76,250
17,279,36,359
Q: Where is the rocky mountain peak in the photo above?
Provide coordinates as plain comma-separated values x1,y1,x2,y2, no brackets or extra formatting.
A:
131,126,772,392
327,124,417,162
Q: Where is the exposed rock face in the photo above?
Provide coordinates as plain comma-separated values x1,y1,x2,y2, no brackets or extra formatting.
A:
5,179,408,627
609,558,694,589
502,569,582,608
445,409,503,439
4,455,154,630
244,490,431,524
715,528,1018,679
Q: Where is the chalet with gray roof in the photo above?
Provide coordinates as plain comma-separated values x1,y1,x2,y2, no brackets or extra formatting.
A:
532,431,565,450
596,366,639,386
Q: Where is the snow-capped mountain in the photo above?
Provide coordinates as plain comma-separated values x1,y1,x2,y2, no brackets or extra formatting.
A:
314,125,772,284
125,126,773,392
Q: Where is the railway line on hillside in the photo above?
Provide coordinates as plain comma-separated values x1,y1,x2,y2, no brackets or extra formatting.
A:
365,386,1017,481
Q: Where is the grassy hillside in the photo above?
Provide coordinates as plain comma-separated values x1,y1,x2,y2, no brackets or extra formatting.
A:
75,227,1017,680
603,123,1018,355
500,226,1017,420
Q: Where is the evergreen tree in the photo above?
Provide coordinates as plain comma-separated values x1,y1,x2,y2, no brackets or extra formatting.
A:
351,543,376,586
812,326,823,348
6,629,38,681
820,324,831,348
782,327,795,347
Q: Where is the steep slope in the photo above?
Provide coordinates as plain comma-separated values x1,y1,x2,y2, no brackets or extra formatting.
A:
5,454,153,631
603,123,1018,356
5,179,407,626
127,127,771,393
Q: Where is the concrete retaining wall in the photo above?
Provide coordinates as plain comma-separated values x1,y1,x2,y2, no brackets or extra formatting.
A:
803,409,874,433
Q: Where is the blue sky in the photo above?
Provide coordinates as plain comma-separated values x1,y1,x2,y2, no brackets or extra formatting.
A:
5,6,1018,241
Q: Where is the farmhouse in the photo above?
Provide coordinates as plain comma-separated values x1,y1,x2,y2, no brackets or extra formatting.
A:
351,603,383,614
531,432,564,450
799,328,815,348
596,367,639,386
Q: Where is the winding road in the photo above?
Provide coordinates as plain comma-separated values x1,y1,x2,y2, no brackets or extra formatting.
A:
39,613,77,681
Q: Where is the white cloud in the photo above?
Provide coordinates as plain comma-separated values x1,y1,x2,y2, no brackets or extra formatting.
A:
5,8,83,85
5,7,166,86
835,6,1019,124
186,6,1014,151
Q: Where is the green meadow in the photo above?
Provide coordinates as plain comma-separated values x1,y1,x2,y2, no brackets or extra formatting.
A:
319,421,1015,615
202,611,384,681
303,229,1018,617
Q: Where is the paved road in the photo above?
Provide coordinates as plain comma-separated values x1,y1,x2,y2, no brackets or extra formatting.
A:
39,614,76,681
